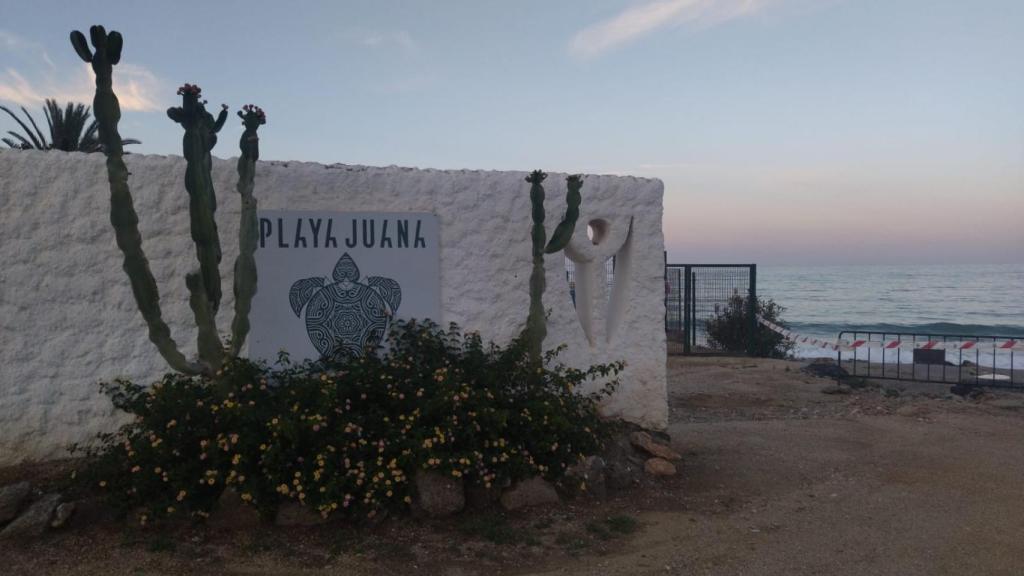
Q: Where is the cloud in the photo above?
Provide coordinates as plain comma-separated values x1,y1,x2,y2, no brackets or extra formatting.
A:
0,30,31,50
349,30,418,54
0,29,162,112
569,0,775,59
0,63,162,112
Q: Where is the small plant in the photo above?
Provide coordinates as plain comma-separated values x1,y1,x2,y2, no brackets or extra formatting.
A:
705,293,794,358
76,321,621,524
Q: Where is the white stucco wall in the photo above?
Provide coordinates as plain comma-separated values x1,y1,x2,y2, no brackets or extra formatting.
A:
0,149,666,465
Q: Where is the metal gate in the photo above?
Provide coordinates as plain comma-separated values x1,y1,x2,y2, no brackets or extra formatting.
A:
666,263,757,355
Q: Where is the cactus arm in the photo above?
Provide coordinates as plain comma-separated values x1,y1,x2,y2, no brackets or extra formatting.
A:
69,31,92,62
71,26,201,375
186,272,224,371
212,107,228,133
544,174,582,254
524,170,548,362
106,31,123,64
186,142,223,312
229,106,265,356
169,86,223,313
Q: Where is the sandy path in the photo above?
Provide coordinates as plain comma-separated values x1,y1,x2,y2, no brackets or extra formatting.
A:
521,357,1024,575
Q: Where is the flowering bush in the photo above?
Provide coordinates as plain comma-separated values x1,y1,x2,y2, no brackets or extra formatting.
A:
76,320,621,524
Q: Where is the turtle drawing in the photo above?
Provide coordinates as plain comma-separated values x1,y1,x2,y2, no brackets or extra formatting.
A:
289,253,402,360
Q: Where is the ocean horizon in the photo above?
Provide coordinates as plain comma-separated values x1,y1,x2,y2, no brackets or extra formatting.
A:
757,263,1024,361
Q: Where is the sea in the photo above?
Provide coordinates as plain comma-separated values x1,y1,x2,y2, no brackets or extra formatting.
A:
757,263,1024,365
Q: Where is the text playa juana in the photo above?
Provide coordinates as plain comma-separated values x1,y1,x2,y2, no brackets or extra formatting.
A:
259,216,429,249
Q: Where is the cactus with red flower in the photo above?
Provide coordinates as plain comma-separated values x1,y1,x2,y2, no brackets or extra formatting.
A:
71,25,266,375
230,104,267,355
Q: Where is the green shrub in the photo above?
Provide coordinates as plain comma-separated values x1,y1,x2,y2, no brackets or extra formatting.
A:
75,320,621,524
705,294,794,358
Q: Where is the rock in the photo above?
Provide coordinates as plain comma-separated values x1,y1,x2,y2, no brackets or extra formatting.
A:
0,481,31,525
821,384,850,395
950,383,979,398
629,431,682,461
802,359,849,379
413,471,465,517
602,433,646,490
500,477,559,511
208,489,262,530
50,502,75,528
644,458,677,477
606,460,643,490
566,456,607,499
0,493,61,538
274,501,325,527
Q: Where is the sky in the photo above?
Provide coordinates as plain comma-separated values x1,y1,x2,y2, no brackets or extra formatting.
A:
1,0,1022,265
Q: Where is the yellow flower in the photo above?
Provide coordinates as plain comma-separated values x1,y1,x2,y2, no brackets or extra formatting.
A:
177,490,187,501
166,506,176,514
98,480,107,488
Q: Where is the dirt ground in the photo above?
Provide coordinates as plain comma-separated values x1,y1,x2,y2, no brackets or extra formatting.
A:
3,355,1024,575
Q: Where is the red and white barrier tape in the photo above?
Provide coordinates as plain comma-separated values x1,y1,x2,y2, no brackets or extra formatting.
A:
756,316,1024,353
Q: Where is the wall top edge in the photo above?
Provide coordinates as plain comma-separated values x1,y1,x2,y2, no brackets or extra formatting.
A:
0,148,664,187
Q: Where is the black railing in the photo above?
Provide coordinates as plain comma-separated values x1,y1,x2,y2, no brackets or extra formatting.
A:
836,330,1022,389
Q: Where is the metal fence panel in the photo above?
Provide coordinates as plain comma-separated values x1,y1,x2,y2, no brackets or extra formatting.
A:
837,330,1022,389
666,263,756,354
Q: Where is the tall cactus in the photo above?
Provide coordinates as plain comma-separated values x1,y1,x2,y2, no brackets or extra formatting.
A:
229,105,266,356
71,26,264,375
524,171,583,362
167,83,228,313
70,26,202,375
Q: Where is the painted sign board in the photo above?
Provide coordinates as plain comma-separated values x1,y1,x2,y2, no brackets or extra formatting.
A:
249,210,441,362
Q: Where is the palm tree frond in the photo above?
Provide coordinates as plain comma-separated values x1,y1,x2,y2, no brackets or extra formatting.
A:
1,136,29,149
0,105,47,149
20,106,49,149
2,100,139,153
